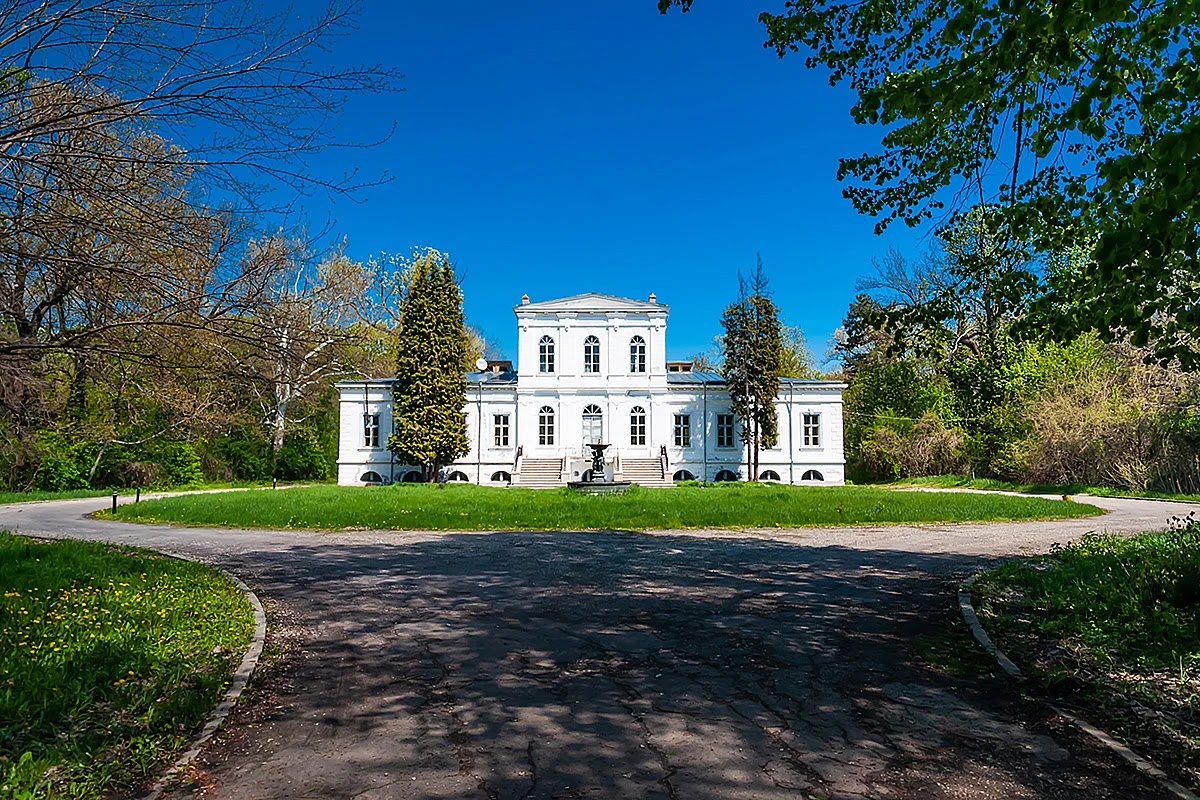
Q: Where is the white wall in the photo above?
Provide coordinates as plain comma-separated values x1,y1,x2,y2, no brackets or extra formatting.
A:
336,295,846,486
338,378,846,486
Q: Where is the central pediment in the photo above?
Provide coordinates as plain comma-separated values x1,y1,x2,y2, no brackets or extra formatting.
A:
515,292,668,314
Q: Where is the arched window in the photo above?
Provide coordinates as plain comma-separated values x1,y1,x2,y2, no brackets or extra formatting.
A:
539,335,555,373
672,469,696,482
630,406,646,446
360,471,383,484
539,406,555,445
801,469,825,482
583,335,601,373
490,470,512,484
760,470,781,482
714,469,738,482
582,404,603,445
446,471,469,483
400,470,423,483
629,335,646,373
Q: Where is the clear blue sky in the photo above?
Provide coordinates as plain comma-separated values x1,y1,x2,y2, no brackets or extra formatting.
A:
302,1,930,366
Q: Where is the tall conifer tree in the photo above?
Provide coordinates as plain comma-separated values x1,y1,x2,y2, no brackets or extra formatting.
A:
389,249,469,481
721,257,782,480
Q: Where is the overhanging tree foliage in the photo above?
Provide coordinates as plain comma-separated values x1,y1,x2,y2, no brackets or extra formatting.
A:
721,258,782,481
388,249,469,481
660,0,1200,367
0,0,398,487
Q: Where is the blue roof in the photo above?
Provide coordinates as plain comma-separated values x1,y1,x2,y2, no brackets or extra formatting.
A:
666,372,845,387
666,371,724,384
465,371,517,384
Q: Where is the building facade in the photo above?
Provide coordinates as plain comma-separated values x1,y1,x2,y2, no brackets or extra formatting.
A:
336,293,846,486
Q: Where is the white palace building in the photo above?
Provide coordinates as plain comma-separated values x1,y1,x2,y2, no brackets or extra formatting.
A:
336,293,846,487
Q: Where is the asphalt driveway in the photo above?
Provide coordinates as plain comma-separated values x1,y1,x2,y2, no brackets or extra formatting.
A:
2,494,1196,800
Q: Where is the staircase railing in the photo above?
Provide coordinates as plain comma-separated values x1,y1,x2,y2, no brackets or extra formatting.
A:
659,445,669,480
512,445,524,477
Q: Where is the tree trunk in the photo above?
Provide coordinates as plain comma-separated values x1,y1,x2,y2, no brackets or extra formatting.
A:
87,443,111,485
271,397,288,454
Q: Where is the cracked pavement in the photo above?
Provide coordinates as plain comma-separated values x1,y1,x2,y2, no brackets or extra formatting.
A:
2,494,1197,799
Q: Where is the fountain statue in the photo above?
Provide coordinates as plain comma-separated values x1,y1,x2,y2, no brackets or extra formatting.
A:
587,442,609,481
567,442,631,494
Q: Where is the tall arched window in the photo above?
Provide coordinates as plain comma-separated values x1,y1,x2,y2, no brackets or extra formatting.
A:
539,336,555,373
629,335,646,373
582,404,603,444
539,406,555,445
583,335,601,373
630,406,647,446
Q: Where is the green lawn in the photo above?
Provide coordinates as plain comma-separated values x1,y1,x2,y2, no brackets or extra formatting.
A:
972,525,1200,785
110,482,1101,531
889,474,1200,503
0,533,254,798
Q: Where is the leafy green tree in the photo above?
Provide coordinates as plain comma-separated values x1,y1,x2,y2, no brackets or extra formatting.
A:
778,325,813,379
721,258,782,480
659,0,1200,367
226,233,368,457
388,249,469,481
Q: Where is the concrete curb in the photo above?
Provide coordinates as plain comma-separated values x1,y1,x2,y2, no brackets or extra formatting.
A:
140,565,267,800
959,575,1199,800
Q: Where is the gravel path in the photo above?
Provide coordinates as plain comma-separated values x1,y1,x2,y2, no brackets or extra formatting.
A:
3,493,1197,800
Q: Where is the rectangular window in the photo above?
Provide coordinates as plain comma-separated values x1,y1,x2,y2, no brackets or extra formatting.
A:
539,411,555,446
363,413,380,448
493,414,510,447
630,409,647,446
716,414,735,448
802,413,821,447
673,414,691,447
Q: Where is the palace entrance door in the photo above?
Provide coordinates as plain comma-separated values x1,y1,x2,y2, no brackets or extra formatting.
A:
582,404,604,445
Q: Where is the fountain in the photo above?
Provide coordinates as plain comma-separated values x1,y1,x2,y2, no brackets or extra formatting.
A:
567,443,632,494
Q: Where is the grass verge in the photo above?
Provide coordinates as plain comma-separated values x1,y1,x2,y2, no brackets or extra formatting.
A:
110,482,1100,531
0,489,132,505
0,533,254,798
971,520,1200,787
0,480,326,506
889,474,1200,503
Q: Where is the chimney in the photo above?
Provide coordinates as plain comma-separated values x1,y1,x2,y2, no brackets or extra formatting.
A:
520,293,530,305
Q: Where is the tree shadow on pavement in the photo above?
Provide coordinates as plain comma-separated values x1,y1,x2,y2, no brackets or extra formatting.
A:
179,531,1172,800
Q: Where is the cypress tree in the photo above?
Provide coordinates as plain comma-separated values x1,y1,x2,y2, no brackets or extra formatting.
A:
721,257,783,480
389,249,469,481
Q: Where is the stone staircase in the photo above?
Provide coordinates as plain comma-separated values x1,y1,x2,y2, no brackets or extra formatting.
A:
513,457,565,488
621,457,673,488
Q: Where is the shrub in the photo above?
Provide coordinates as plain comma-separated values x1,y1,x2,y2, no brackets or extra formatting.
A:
93,440,205,488
118,461,162,488
275,434,331,481
31,431,94,491
858,412,967,480
200,435,272,482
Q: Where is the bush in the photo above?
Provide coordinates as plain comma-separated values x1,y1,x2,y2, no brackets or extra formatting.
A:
275,434,331,481
118,461,162,488
92,440,205,489
31,431,95,491
200,435,272,482
858,412,968,481
978,515,1200,668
